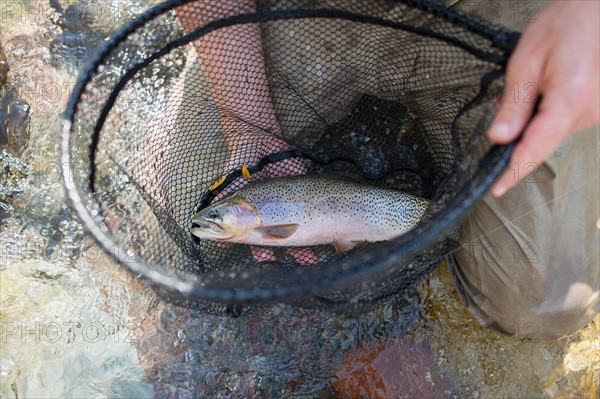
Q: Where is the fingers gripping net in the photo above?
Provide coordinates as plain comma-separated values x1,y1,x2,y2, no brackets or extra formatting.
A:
62,0,518,313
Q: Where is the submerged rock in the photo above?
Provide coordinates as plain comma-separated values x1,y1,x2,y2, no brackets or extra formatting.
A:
332,338,451,398
48,1,104,71
0,45,8,86
0,149,29,216
0,43,31,157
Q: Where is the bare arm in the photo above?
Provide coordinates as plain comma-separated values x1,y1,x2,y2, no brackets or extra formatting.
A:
175,0,280,134
176,2,316,264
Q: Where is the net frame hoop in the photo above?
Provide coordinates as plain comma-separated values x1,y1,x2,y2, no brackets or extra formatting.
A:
60,0,519,303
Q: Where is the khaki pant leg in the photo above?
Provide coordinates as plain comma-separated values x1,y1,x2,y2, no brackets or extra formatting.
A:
447,0,599,340
452,124,599,340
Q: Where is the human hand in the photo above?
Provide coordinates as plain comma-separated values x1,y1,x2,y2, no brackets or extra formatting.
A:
487,0,599,197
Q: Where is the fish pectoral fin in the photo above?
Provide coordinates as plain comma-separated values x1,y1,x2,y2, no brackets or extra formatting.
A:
333,240,360,254
254,224,300,240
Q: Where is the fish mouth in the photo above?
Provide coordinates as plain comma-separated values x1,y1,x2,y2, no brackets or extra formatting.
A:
192,219,222,230
192,219,225,233
191,219,232,240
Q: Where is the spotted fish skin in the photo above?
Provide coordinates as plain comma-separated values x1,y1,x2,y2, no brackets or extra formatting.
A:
191,175,428,251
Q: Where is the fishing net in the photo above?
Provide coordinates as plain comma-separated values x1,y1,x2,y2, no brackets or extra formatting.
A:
61,0,519,314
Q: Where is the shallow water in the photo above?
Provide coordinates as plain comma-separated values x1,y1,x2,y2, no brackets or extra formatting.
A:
1,1,598,398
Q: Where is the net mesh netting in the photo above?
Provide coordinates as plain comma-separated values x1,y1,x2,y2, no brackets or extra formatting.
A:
61,0,518,314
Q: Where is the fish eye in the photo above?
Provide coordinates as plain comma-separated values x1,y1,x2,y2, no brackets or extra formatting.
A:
206,210,220,220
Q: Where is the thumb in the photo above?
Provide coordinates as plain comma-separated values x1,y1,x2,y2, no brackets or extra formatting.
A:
488,41,544,144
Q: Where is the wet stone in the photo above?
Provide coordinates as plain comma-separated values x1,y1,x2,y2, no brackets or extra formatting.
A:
49,31,102,70
50,0,102,32
46,1,106,71
0,96,32,155
0,45,9,86
0,149,29,215
300,94,433,197
0,43,31,157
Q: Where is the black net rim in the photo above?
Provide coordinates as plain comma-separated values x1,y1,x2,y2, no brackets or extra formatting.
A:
60,0,520,304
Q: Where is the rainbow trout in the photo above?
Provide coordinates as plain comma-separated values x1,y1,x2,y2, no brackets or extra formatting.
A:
191,175,428,253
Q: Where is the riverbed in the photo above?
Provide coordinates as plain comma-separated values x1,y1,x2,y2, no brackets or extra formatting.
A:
0,1,598,397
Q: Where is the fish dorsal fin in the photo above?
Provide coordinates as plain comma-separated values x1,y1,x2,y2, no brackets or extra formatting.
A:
255,224,300,240
333,240,359,254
